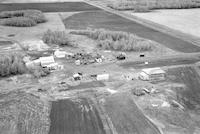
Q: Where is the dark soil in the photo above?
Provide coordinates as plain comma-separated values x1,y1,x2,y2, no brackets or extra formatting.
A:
0,2,101,12
104,93,161,134
0,40,13,46
49,98,106,134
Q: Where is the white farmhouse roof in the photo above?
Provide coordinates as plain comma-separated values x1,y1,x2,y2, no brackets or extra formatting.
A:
40,56,55,67
142,67,165,75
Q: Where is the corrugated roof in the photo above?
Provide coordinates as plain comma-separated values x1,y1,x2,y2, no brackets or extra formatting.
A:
142,67,165,75
40,56,55,66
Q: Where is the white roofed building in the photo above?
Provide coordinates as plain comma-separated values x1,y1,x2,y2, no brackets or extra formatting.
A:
40,56,55,67
96,74,109,81
139,67,166,81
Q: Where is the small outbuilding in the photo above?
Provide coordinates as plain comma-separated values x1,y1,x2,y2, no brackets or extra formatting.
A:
73,73,82,81
96,74,109,81
116,53,126,60
139,67,166,81
54,50,67,58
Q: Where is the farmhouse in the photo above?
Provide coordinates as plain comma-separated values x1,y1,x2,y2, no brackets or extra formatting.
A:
139,67,166,81
40,56,55,67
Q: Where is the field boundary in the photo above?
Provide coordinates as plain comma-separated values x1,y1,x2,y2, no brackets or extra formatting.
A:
84,0,200,47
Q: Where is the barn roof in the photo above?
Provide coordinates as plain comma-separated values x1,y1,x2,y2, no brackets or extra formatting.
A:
142,67,165,75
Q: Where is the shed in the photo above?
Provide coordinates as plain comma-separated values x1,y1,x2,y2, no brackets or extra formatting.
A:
40,56,55,67
73,73,82,81
139,67,165,81
54,50,67,58
96,74,109,81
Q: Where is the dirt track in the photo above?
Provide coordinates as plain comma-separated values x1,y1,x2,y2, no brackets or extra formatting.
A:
120,56,200,69
49,98,106,134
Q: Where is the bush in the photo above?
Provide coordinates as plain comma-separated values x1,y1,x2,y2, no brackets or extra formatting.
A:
107,0,136,10
0,53,27,77
134,5,150,12
107,0,200,10
24,10,46,23
0,10,46,27
71,29,154,52
28,66,50,78
42,29,77,47
0,10,24,18
1,17,37,27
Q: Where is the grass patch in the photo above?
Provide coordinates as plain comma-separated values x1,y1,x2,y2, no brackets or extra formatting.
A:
0,10,46,27
42,29,77,47
108,0,200,10
0,53,27,77
70,29,154,51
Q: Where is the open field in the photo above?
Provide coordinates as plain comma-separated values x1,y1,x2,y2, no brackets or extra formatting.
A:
64,11,200,53
167,66,200,111
131,8,200,38
0,91,50,134
104,92,161,134
0,2,101,12
49,98,106,134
